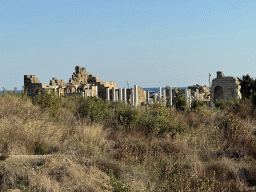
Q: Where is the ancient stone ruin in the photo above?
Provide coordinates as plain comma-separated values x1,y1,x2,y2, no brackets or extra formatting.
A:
24,68,240,107
24,66,147,105
210,71,241,103
24,66,117,99
188,84,210,100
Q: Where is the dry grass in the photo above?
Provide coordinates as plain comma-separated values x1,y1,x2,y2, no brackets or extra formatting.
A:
1,93,256,191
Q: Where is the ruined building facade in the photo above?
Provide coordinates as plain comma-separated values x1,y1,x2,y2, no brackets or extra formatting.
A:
24,66,117,99
210,71,241,103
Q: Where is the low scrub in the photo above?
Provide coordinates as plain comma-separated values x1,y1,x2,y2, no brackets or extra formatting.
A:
0,92,256,191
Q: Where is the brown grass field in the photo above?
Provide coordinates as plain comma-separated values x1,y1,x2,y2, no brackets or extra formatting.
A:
0,91,256,191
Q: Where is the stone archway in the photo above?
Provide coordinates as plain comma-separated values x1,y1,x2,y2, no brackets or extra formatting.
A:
214,86,224,102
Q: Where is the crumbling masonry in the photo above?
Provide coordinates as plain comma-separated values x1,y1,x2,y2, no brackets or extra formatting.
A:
210,71,241,103
24,66,117,99
24,66,147,104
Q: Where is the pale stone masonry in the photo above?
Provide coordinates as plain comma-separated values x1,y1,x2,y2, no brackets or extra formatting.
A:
24,66,148,105
210,71,241,103
25,68,238,106
24,66,117,99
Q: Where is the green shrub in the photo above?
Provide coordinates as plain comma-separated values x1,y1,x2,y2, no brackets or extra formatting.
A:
138,105,171,135
34,142,51,155
215,98,240,110
138,104,188,135
117,104,140,129
32,89,63,117
107,169,131,192
175,96,186,111
77,96,108,123
150,104,170,118
191,100,206,111
143,114,171,135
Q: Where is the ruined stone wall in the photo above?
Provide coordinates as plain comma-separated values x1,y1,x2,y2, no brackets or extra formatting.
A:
210,71,241,102
25,66,117,100
101,82,117,89
126,86,146,105
50,77,66,86
188,84,210,100
69,66,88,85
138,86,146,104
24,75,46,96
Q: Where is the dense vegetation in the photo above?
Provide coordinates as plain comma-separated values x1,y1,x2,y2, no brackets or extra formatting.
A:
0,82,256,191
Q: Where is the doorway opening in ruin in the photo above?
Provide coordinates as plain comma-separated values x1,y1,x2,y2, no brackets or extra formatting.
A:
214,86,224,102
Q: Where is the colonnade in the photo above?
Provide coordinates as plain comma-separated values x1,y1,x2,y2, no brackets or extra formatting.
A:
81,85,201,108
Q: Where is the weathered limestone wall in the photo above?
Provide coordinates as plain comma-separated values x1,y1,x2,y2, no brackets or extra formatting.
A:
24,75,47,96
188,84,210,100
24,66,117,100
210,71,241,102
127,86,145,105
50,77,66,86
69,66,88,85
138,86,146,104
101,82,117,89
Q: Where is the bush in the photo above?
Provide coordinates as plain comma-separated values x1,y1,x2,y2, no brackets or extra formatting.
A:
175,96,186,111
116,104,140,129
34,142,51,155
139,105,173,135
107,169,131,192
77,96,108,123
32,89,63,117
191,100,206,111
214,98,240,110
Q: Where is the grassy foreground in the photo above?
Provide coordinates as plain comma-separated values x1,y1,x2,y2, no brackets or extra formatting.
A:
0,90,256,191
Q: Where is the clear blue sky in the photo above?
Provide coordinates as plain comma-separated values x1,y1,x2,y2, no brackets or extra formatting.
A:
1,0,256,90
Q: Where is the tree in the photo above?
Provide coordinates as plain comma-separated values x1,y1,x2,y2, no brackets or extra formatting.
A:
237,74,256,99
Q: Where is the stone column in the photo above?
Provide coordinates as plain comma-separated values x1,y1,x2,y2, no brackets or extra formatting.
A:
112,87,115,102
123,88,127,103
188,89,191,107
131,88,134,106
196,89,199,100
106,88,110,101
82,92,84,97
115,90,119,101
154,94,157,104
58,88,60,97
85,92,89,98
163,89,166,106
96,86,98,98
146,90,150,104
91,92,93,97
134,85,138,107
168,87,172,106
119,88,123,102
185,89,188,106
159,87,162,103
